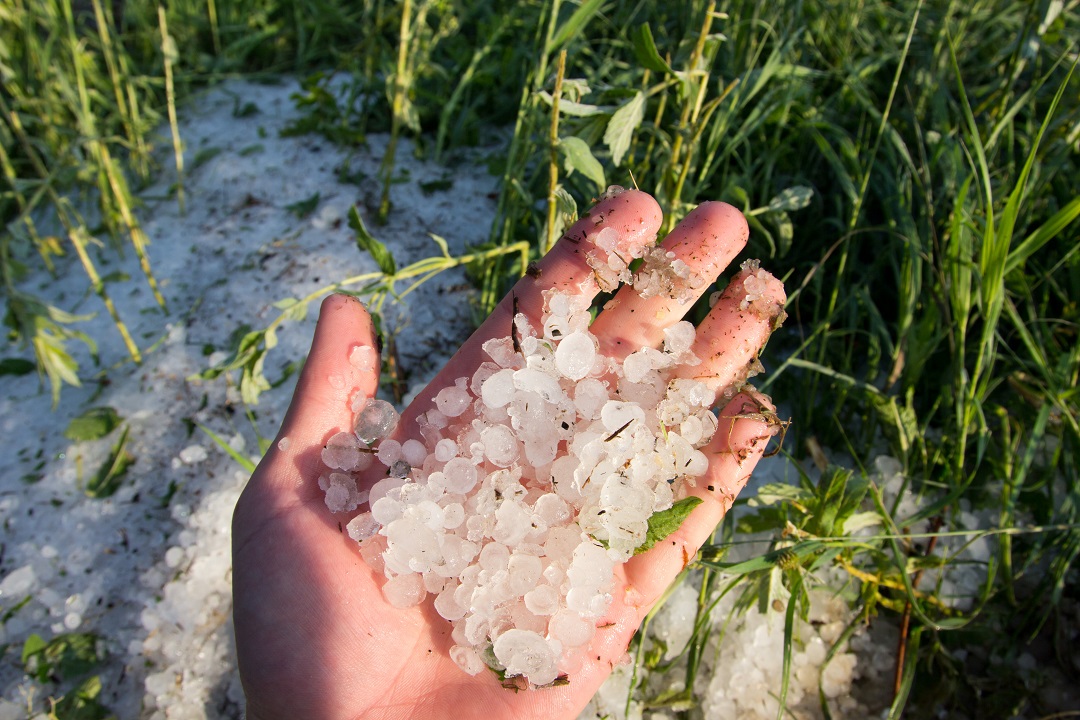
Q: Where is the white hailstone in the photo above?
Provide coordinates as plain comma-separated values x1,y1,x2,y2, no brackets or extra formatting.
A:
441,503,465,529
323,473,361,513
435,438,458,462
513,367,564,404
523,584,560,616
549,609,595,648
376,439,403,467
355,398,399,444
600,400,646,434
441,458,478,495
322,431,362,470
573,378,609,420
349,344,378,372
493,500,531,547
481,424,519,467
554,331,596,381
663,321,697,358
409,500,446,532
436,587,467,621
481,368,517,408
483,337,522,369
401,439,428,467
493,629,558,686
478,541,510,573
347,512,380,543
368,476,406,507
371,496,403,525
382,572,426,608
507,554,543,596
435,383,472,417
386,518,442,573
533,493,570,527
450,645,486,675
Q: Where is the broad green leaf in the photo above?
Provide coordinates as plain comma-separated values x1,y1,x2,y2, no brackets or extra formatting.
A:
349,206,397,276
767,186,814,212
86,426,135,499
749,483,813,508
604,91,646,167
22,632,102,682
559,136,606,192
630,23,674,75
635,496,703,555
65,407,123,442
537,92,604,117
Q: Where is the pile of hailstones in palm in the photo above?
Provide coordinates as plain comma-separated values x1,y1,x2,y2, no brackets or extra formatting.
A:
319,238,761,688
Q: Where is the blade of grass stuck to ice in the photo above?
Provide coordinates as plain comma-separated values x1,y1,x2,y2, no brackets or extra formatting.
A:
197,423,257,474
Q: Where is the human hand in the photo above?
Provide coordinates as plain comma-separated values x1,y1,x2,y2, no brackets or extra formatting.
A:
232,189,786,720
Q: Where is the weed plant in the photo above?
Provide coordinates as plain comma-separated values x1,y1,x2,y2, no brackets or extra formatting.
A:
3,0,1079,716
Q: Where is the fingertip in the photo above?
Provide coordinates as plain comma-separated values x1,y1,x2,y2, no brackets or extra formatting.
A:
276,293,381,449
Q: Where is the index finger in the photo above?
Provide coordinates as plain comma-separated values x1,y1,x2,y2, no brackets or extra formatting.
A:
401,188,662,427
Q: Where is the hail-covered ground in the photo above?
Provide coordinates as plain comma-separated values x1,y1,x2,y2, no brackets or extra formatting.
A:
0,79,917,719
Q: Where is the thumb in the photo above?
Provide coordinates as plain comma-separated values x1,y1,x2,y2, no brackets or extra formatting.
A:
260,294,382,489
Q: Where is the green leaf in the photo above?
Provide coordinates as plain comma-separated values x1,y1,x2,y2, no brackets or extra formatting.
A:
22,632,102,683
52,674,112,720
21,633,47,666
1005,195,1080,275
547,0,606,53
767,185,814,212
558,136,606,192
630,23,674,75
537,92,604,117
349,206,397,275
635,496,703,555
0,357,35,376
86,426,135,499
604,91,646,167
285,191,320,218
65,407,123,442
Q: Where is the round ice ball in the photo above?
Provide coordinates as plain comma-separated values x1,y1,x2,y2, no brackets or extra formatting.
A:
493,629,558,686
355,398,399,444
555,331,596,381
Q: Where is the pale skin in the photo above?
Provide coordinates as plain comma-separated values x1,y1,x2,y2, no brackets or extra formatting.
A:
232,190,788,720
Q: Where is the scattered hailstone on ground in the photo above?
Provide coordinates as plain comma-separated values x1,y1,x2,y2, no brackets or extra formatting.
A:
321,238,785,687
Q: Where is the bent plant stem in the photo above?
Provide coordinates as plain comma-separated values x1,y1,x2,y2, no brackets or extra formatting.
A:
224,241,531,403
379,0,414,223
1,96,142,365
893,516,943,701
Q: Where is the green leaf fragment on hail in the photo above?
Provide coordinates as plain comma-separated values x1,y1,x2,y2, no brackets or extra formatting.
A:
634,496,703,555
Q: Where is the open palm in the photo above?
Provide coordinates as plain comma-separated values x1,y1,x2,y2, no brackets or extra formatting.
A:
232,190,786,720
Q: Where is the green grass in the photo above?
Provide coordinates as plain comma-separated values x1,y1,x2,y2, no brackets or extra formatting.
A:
3,0,1079,716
